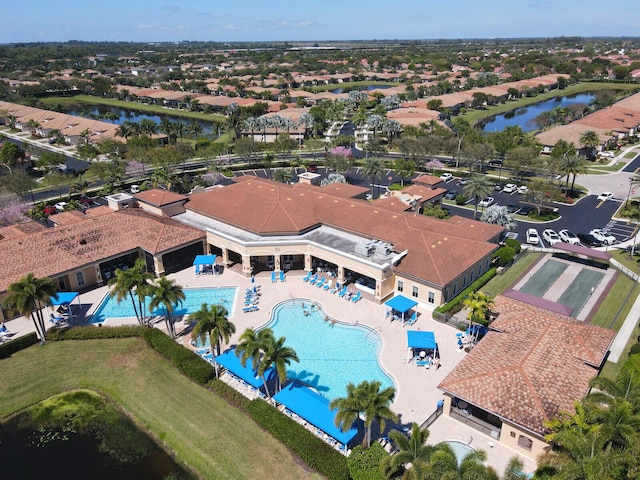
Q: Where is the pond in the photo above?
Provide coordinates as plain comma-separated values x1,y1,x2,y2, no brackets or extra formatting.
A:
68,104,219,136
481,93,596,133
0,391,192,480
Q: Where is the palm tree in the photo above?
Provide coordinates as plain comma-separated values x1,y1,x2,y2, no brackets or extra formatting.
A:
236,328,277,397
108,258,152,326
262,335,299,393
580,130,602,156
272,168,292,184
463,174,493,220
330,380,398,448
190,303,235,377
148,276,185,339
188,121,204,139
159,117,176,144
362,157,385,199
560,155,587,193
586,366,640,413
3,273,57,342
463,292,493,327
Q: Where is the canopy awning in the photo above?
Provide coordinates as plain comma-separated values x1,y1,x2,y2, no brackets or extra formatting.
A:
50,291,79,305
407,330,437,350
384,295,418,313
193,254,217,266
214,348,274,389
273,382,359,446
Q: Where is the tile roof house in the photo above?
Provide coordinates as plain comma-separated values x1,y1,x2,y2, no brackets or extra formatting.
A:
438,295,614,459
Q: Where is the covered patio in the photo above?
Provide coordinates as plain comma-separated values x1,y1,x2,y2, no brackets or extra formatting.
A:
273,381,360,452
384,295,418,326
193,254,218,275
407,330,439,367
214,348,275,392
49,291,82,325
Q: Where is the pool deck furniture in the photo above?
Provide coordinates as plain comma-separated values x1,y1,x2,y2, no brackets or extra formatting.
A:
404,311,418,327
329,282,340,294
304,273,316,283
315,277,326,289
337,285,348,297
279,271,286,282
323,280,333,291
243,305,259,313
350,291,361,303
271,271,277,283
302,271,312,282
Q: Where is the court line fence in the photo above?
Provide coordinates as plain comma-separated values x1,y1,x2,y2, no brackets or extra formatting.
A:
610,258,640,282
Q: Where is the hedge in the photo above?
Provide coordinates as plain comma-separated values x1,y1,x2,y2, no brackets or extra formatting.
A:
347,444,387,480
141,328,215,385
0,331,39,359
434,267,497,315
247,399,350,480
207,378,251,412
46,325,146,341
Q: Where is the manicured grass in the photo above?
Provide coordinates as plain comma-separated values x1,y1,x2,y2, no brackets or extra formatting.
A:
459,82,639,126
480,252,541,298
624,150,640,159
0,339,321,480
40,95,228,125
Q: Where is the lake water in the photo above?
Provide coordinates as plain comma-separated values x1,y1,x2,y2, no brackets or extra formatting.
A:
68,105,218,135
481,93,596,132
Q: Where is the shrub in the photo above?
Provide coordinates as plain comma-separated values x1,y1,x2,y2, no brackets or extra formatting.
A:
455,194,467,205
0,331,39,358
247,400,350,480
207,379,250,412
347,444,387,480
47,325,146,341
387,183,403,191
435,267,497,315
505,238,521,254
628,343,640,357
493,246,515,266
141,329,215,385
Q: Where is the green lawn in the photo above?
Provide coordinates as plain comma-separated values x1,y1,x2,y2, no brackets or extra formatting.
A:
0,339,321,480
480,252,541,297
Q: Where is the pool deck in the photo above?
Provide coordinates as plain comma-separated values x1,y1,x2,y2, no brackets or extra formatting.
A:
3,266,537,475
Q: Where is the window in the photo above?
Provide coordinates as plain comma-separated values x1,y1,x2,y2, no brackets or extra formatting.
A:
397,280,404,292
462,276,467,288
453,284,457,295
412,286,419,298
517,435,533,451
486,258,490,270
76,271,85,287
428,292,435,304
57,277,66,291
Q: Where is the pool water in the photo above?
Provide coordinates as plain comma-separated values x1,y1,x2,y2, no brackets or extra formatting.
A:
91,287,237,324
444,440,475,464
261,300,395,401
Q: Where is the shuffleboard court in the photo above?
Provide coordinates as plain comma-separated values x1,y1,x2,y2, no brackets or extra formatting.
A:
557,269,605,318
520,260,568,297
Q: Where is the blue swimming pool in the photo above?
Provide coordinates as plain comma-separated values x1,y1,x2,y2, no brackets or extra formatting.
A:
91,287,237,324
261,299,395,401
445,441,475,464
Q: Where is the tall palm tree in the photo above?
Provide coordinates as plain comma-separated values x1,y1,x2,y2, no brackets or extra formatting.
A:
272,168,292,184
463,292,493,327
262,335,299,393
587,366,640,413
236,327,277,397
463,174,493,220
560,155,587,193
148,276,185,339
108,259,152,326
330,380,398,448
188,121,204,140
362,157,385,199
3,273,57,342
580,130,601,155
190,303,235,377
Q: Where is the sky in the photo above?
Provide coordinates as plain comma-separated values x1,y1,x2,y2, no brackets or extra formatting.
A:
2,0,639,44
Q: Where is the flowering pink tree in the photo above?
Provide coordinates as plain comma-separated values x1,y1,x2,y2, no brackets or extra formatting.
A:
330,146,353,158
0,200,30,226
126,160,145,178
425,158,444,175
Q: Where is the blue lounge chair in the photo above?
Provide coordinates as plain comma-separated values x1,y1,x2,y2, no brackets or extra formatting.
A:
316,277,326,289
404,311,418,327
243,305,259,313
323,280,332,291
303,272,315,283
330,282,340,294
416,358,431,368
337,286,348,297
302,271,312,282
271,271,277,283
279,271,286,282
310,274,319,285
350,291,361,303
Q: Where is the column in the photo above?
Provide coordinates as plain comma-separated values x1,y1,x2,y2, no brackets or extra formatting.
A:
153,256,165,276
222,248,230,266
304,254,312,272
274,255,281,272
241,255,252,277
337,265,345,284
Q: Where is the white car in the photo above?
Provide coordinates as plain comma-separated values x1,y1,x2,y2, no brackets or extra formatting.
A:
559,229,580,245
526,228,540,245
599,151,615,158
597,192,614,202
439,173,453,182
503,183,518,193
517,185,529,195
543,229,561,246
130,184,140,194
589,229,616,245
54,202,68,212
478,197,495,207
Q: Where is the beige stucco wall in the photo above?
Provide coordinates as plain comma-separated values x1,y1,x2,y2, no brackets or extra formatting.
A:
139,202,186,217
498,420,547,460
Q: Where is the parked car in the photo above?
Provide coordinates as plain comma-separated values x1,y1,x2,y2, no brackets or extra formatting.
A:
517,185,529,195
503,183,518,193
543,229,561,245
439,172,453,182
479,197,495,207
506,203,520,214
599,151,615,158
559,229,580,245
597,192,614,202
457,178,468,186
526,228,540,245
517,205,534,216
43,205,57,215
130,184,140,194
577,233,603,248
589,229,616,245
54,202,68,212
444,189,458,200
494,182,504,191
307,164,318,173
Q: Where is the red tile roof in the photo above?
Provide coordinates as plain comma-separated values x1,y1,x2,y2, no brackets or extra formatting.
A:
0,209,205,292
185,177,502,286
438,295,614,435
134,188,187,207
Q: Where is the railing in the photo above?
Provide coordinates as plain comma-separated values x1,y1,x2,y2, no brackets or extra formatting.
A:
420,403,443,430
611,258,640,282
450,409,500,439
